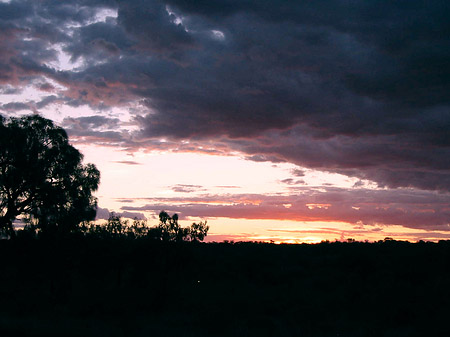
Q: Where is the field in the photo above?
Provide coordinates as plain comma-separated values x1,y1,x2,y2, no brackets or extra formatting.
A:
1,238,450,336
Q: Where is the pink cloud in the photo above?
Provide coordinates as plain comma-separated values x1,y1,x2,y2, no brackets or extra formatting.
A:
121,187,450,230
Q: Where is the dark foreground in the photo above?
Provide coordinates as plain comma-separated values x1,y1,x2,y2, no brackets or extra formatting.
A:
1,238,450,337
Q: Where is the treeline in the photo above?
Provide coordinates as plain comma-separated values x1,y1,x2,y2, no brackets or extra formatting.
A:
1,239,450,336
15,211,209,242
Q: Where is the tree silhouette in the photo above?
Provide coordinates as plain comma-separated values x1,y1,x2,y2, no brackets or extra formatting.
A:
158,211,184,242
187,220,209,242
80,212,209,242
0,114,100,237
157,211,209,242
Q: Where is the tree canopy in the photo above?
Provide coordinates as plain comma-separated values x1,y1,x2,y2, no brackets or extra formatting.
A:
0,114,100,237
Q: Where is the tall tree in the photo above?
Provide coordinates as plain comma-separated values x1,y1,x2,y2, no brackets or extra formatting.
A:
0,114,100,237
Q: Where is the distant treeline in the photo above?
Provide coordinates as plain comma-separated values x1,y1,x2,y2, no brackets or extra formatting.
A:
1,238,450,337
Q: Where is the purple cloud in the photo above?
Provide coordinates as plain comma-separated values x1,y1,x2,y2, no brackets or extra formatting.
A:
120,187,450,231
0,0,448,195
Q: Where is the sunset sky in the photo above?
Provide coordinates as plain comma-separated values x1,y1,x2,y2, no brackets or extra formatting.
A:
0,0,449,242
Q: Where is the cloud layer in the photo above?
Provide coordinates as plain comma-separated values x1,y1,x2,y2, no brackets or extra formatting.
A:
121,187,450,231
0,1,449,196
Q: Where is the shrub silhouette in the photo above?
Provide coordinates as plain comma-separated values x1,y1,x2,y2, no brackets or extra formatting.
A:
0,114,100,237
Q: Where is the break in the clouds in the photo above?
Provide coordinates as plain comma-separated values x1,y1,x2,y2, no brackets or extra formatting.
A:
0,2,449,195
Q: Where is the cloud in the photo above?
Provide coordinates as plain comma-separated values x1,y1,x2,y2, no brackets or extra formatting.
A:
1,101,32,112
280,178,305,186
115,199,136,204
171,184,205,193
35,95,60,109
231,127,450,191
112,160,142,165
0,85,22,95
63,115,121,129
121,187,450,231
0,0,449,193
291,169,305,177
95,207,146,221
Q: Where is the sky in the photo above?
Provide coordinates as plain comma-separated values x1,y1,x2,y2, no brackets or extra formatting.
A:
0,0,449,242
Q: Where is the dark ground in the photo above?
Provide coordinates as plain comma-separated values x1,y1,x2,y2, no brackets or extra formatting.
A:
1,238,450,337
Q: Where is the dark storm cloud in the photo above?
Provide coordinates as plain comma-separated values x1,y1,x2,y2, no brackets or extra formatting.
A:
231,127,450,191
118,0,196,56
0,0,114,85
65,19,130,63
1,0,449,192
